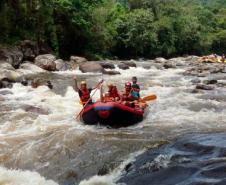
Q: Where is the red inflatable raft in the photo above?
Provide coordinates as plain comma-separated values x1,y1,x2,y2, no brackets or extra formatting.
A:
81,101,146,127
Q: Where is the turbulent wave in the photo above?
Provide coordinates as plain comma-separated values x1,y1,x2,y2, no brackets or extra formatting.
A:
0,166,58,185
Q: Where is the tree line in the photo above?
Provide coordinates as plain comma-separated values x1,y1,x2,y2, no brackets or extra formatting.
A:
0,0,225,59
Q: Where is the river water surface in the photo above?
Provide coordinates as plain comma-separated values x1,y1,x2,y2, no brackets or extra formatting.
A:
0,60,226,185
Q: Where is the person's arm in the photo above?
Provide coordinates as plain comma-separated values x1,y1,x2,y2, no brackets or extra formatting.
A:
73,76,79,92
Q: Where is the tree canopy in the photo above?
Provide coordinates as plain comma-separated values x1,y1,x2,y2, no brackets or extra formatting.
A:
0,0,225,59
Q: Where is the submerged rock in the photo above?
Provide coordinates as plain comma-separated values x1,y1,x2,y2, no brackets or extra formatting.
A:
22,105,49,115
196,84,214,90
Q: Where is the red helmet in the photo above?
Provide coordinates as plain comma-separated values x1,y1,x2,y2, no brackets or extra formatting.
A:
125,82,131,87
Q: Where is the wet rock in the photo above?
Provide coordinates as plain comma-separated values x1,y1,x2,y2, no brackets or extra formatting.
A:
155,57,166,63
55,59,68,71
79,62,104,73
163,63,175,69
34,54,56,71
0,69,22,82
197,73,208,77
23,105,49,115
0,47,23,68
196,84,214,90
99,62,115,69
0,62,15,70
18,62,46,74
0,80,13,89
122,61,137,67
103,70,121,75
118,63,129,70
19,40,39,61
191,78,201,84
70,56,87,64
0,90,13,95
203,79,218,85
31,78,53,89
184,55,199,62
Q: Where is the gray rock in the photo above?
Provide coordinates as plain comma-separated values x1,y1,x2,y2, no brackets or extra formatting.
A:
0,69,22,81
70,56,87,64
155,57,166,63
20,40,39,61
196,84,214,90
0,62,15,70
191,78,201,84
203,79,218,85
35,54,56,71
55,59,68,71
79,62,104,73
18,62,46,74
0,47,23,68
0,90,13,95
100,62,115,69
118,63,129,70
22,105,49,115
122,61,137,67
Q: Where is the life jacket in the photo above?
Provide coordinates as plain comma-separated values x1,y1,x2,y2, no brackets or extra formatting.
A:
80,89,91,105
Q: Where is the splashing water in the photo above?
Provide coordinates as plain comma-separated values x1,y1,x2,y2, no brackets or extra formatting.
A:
0,61,226,184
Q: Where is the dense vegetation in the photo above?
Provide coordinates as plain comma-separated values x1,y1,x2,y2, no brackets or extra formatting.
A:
0,0,225,59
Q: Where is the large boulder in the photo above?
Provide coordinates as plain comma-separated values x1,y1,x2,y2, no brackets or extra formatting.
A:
17,62,46,74
122,61,137,67
20,40,39,61
0,69,22,88
79,62,104,73
0,47,23,68
155,57,167,63
70,56,87,64
0,62,15,70
99,62,115,69
118,63,129,70
34,54,56,71
0,69,22,82
55,59,68,71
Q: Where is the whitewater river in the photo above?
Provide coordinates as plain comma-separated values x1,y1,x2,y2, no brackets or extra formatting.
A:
0,60,226,185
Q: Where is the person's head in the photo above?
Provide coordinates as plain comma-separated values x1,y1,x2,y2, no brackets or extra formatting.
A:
132,76,137,84
125,81,131,91
80,81,87,90
108,83,113,91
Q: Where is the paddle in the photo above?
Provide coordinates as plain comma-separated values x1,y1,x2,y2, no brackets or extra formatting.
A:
76,80,104,120
141,94,157,102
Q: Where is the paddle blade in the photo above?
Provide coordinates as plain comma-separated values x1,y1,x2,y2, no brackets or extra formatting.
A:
142,94,157,102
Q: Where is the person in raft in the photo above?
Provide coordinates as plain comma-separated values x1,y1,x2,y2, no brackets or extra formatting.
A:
107,83,120,101
121,82,139,107
131,76,140,98
74,77,102,106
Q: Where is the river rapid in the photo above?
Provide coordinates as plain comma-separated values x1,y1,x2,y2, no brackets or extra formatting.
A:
0,58,226,185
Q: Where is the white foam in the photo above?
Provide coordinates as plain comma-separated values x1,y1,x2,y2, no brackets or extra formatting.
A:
0,166,58,185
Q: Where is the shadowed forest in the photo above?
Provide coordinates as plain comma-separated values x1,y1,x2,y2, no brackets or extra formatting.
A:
0,0,225,59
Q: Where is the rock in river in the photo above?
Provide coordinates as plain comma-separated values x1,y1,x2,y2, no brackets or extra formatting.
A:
35,54,56,71
79,62,104,73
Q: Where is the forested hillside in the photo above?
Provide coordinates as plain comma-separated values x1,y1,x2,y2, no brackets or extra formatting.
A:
0,0,225,59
